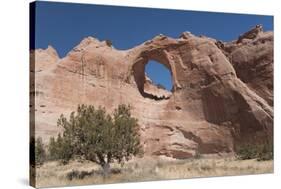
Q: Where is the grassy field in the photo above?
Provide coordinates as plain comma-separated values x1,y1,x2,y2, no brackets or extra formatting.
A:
35,157,273,188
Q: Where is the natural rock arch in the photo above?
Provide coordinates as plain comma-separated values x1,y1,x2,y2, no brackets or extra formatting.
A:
33,26,273,159
132,49,181,100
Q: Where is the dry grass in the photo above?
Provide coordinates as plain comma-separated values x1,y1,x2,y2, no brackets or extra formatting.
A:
35,157,273,188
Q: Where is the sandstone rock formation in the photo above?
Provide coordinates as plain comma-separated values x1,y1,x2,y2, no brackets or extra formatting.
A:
30,25,273,159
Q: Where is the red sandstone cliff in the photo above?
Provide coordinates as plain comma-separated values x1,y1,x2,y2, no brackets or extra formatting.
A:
30,25,273,159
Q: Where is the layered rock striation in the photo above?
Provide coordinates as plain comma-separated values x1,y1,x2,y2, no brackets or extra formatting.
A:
31,25,273,159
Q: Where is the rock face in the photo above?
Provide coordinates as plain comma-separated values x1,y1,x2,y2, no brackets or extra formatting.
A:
31,25,273,159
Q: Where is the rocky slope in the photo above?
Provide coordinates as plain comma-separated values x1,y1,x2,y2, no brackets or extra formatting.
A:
30,25,273,159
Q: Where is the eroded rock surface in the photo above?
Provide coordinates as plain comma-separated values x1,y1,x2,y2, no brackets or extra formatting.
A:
31,25,273,159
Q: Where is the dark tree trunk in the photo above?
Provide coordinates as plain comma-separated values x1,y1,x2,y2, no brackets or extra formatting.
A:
102,162,111,177
97,153,111,177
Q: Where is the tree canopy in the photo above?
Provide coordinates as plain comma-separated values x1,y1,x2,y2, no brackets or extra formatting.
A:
48,104,142,174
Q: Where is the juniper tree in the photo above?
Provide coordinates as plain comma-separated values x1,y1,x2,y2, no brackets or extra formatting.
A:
49,104,142,175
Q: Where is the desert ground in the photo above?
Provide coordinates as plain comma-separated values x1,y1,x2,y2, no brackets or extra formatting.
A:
35,157,273,188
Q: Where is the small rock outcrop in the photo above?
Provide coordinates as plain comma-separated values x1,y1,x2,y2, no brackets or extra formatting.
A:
31,25,273,159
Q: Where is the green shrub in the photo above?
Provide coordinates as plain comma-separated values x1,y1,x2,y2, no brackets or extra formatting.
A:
35,137,46,166
66,169,96,180
48,104,143,175
236,142,273,161
66,170,80,180
47,136,57,160
48,134,72,164
257,142,273,161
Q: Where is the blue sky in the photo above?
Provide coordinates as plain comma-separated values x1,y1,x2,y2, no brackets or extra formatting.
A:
34,1,273,90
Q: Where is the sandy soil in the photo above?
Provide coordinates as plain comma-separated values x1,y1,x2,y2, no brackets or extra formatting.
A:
35,157,273,188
